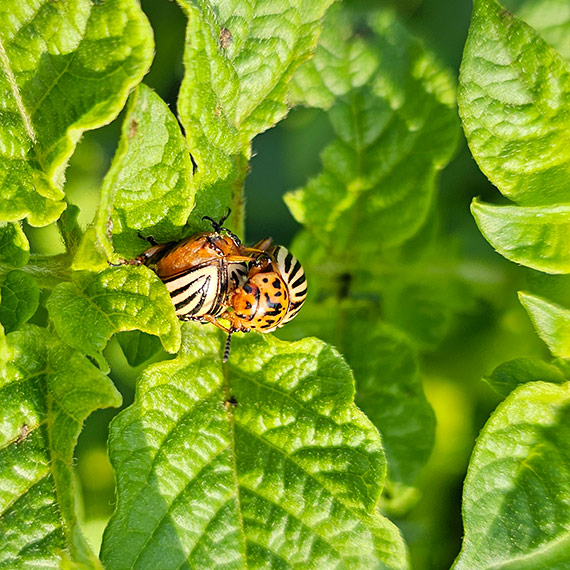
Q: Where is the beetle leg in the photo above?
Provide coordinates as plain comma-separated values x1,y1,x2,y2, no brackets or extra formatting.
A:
247,237,274,253
223,331,233,363
136,243,171,265
200,314,233,334
225,254,261,263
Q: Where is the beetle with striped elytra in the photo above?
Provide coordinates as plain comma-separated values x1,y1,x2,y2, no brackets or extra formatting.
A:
129,210,307,360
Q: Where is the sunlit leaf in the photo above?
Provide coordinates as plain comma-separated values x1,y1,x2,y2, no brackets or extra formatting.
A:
503,0,570,59
278,299,436,487
176,0,335,232
0,325,121,568
46,266,181,368
459,0,570,206
0,222,29,267
460,0,570,352
101,323,409,569
75,84,195,270
471,199,570,274
0,0,154,226
454,381,570,569
518,291,570,358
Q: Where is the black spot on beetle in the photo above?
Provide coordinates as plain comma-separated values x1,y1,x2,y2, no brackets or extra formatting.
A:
264,292,282,309
272,278,281,289
245,301,252,309
263,277,269,283
265,307,283,317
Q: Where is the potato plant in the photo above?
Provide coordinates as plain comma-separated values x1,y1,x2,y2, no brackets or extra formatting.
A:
1,0,569,568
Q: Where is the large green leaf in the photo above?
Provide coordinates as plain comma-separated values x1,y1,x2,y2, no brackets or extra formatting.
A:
284,4,459,261
459,0,570,207
0,269,39,333
46,266,181,368
0,222,29,267
74,84,195,270
176,0,334,232
454,381,570,569
0,325,121,568
277,299,436,488
471,199,570,274
0,0,154,227
101,323,409,569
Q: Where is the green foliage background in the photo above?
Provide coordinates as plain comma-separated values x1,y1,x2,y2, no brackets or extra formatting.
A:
1,0,569,569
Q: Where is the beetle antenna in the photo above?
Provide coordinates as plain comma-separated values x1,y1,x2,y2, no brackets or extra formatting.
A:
223,331,233,363
202,208,232,234
218,207,231,227
202,215,221,232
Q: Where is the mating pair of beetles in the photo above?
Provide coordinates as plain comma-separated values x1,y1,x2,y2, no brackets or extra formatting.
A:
130,210,307,360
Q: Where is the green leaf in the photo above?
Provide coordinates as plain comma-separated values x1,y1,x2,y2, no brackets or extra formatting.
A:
459,0,570,207
0,325,121,568
525,270,570,309
346,322,436,486
46,266,181,368
0,269,39,333
0,222,29,267
518,291,570,358
176,0,334,232
503,0,570,59
284,5,459,261
454,381,570,569
471,199,570,275
381,272,468,351
116,330,163,368
278,299,436,488
484,357,567,397
101,323,409,570
75,84,195,270
0,0,154,227
460,0,570,349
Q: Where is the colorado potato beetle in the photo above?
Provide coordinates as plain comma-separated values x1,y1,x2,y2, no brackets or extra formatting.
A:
227,243,307,334
132,211,257,322
129,211,307,361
